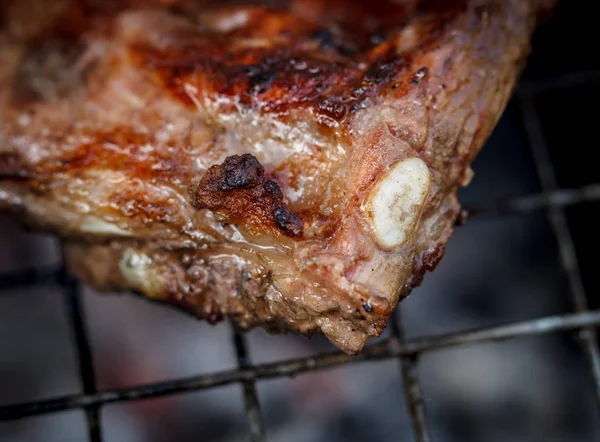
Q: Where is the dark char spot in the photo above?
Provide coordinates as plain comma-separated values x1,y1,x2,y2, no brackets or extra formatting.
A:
312,28,357,57
249,71,276,94
312,28,334,46
265,179,283,199
273,206,303,236
369,31,387,45
218,154,263,190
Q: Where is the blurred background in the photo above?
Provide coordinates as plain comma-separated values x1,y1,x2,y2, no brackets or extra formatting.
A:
1,0,600,441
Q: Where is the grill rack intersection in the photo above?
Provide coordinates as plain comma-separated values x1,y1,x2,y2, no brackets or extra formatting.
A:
1,72,600,442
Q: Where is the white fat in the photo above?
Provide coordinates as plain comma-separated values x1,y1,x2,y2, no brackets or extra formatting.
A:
79,217,132,236
211,10,249,32
363,157,430,249
118,249,164,298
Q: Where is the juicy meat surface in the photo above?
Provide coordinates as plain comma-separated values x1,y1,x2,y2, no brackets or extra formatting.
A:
0,0,547,353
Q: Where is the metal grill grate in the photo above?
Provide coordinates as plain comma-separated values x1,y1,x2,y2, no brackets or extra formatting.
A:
1,74,600,442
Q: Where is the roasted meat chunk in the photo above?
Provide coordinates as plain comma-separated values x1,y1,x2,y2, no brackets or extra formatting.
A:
0,0,550,353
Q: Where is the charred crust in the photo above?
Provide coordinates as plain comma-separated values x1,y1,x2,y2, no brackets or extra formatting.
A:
312,28,335,48
311,28,358,56
264,179,281,196
217,154,264,190
192,154,303,238
132,3,450,125
369,31,388,45
248,71,276,94
273,205,303,236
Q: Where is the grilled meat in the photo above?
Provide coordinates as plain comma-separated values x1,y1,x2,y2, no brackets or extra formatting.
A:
0,0,549,353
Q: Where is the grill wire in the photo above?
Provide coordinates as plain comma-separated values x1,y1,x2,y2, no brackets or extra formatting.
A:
1,73,600,442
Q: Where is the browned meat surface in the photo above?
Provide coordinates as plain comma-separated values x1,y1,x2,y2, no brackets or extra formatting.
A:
0,0,549,353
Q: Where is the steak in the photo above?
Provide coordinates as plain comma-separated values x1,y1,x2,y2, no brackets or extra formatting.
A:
0,0,550,353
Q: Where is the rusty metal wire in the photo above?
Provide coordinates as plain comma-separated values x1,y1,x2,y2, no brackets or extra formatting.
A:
232,328,266,442
519,95,600,409
1,310,600,420
60,261,102,442
464,183,600,220
1,74,600,441
390,313,431,442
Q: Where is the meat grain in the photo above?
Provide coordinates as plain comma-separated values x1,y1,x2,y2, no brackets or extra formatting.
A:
0,0,550,353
